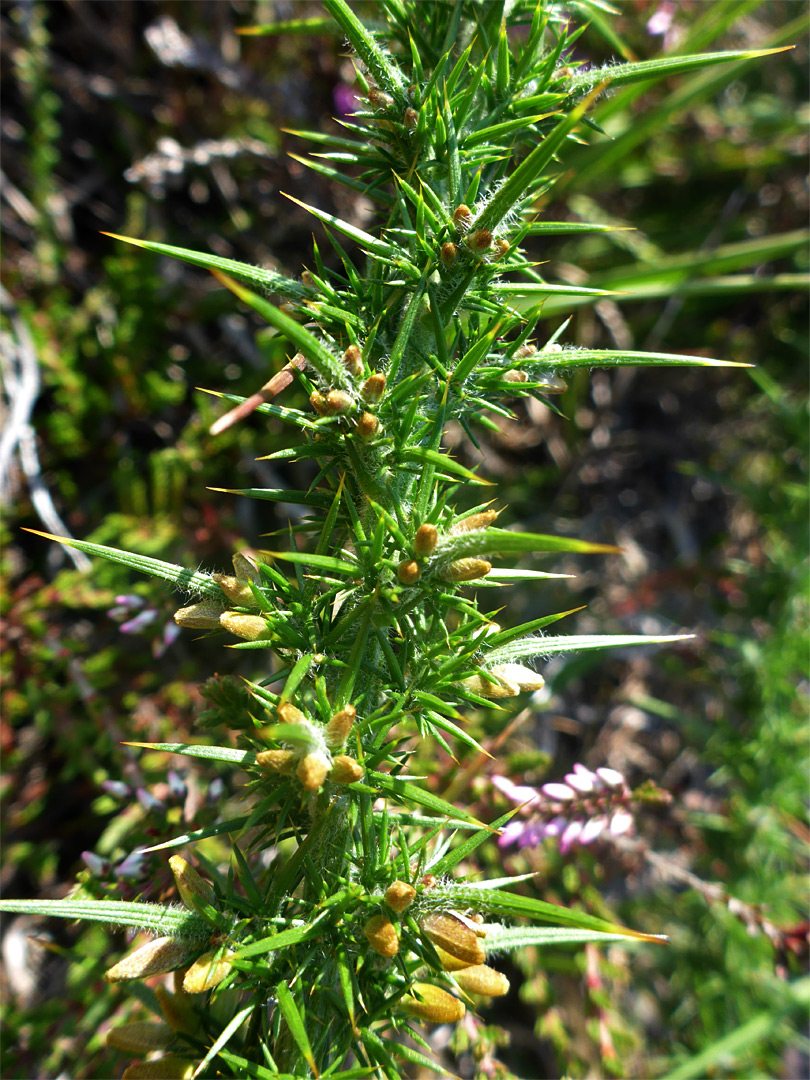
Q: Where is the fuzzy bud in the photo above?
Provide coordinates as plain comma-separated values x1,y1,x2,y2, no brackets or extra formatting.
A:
301,270,315,289
329,755,363,784
363,913,399,957
384,880,416,913
414,523,438,557
122,1061,195,1080
421,912,487,967
325,704,356,748
310,390,329,416
431,942,473,972
515,343,537,358
397,559,421,585
368,87,393,109
169,856,217,915
104,937,203,983
325,389,354,415
361,373,386,403
211,574,254,607
440,242,457,267
453,204,472,233
219,612,269,641
440,558,491,582
403,106,418,128
182,949,234,993
106,1021,175,1053
453,964,510,997
174,600,225,630
154,986,197,1035
355,412,380,439
502,369,529,383
256,749,295,774
277,701,308,725
342,344,364,378
537,376,568,394
466,229,493,253
493,238,510,259
400,983,466,1023
450,509,498,533
297,751,330,792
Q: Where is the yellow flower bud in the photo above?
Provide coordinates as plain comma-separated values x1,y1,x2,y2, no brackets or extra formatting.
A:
104,937,202,983
384,880,416,913
122,1060,196,1080
212,573,255,607
169,856,217,915
342,344,364,378
329,755,363,784
106,1021,175,1053
493,238,510,259
219,612,269,641
397,559,421,584
400,982,466,1023
450,509,499,532
363,914,399,957
324,704,356,748
421,912,486,967
301,270,315,289
310,390,329,415
355,411,380,439
155,986,198,1035
256,749,295,774
440,241,457,267
414,523,438,557
277,701,308,726
182,949,234,993
440,558,491,582
361,373,386,403
297,751,330,792
453,204,472,233
325,389,354,415
174,600,225,630
368,87,393,109
502,369,528,383
466,228,493,253
453,964,510,998
403,106,418,128
430,943,472,972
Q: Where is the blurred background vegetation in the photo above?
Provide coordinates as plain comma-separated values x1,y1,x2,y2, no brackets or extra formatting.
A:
1,2,807,1078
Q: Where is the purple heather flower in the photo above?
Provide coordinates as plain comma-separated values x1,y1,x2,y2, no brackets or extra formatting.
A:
493,763,635,854
647,3,674,36
81,851,111,877
167,770,188,803
120,609,160,634
102,779,132,800
115,850,149,881
136,787,165,814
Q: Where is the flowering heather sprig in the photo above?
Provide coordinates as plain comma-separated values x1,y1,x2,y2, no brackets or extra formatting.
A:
493,764,635,854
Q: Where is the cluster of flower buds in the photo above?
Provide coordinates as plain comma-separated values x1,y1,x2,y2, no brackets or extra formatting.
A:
174,553,273,642
459,661,545,699
397,510,498,588
256,702,363,792
493,764,635,853
501,342,569,392
309,344,384,441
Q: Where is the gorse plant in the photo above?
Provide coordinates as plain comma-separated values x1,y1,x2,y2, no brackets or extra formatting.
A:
4,2,791,1077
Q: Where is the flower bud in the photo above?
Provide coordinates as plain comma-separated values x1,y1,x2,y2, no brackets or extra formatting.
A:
397,559,421,585
385,880,416,913
440,558,491,582
515,343,537,358
174,600,225,629
453,204,472,232
400,983,466,1023
106,1021,175,1053
489,663,545,692
301,270,315,289
104,937,203,983
537,376,568,394
154,986,197,1035
297,751,330,792
219,612,269,641
453,964,510,997
212,574,254,607
361,373,386,403
325,389,354,415
325,704,356,748
122,1060,196,1080
277,701,308,726
403,106,418,128
430,942,472,972
493,238,510,259
450,509,498,532
329,755,363,784
440,242,457,267
414,523,438,557
169,856,217,915
421,912,486,967
368,87,393,109
502,369,528,383
182,949,234,993
466,228,493,253
256,749,295,774
310,390,329,415
355,412,380,439
342,344,364,378
363,913,399,957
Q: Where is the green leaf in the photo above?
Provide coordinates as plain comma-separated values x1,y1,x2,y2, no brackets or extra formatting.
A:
282,193,415,270
367,771,491,829
485,632,695,663
263,550,359,576
124,742,258,766
0,899,208,938
400,446,493,486
22,530,224,598
275,984,317,1075
484,925,669,950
